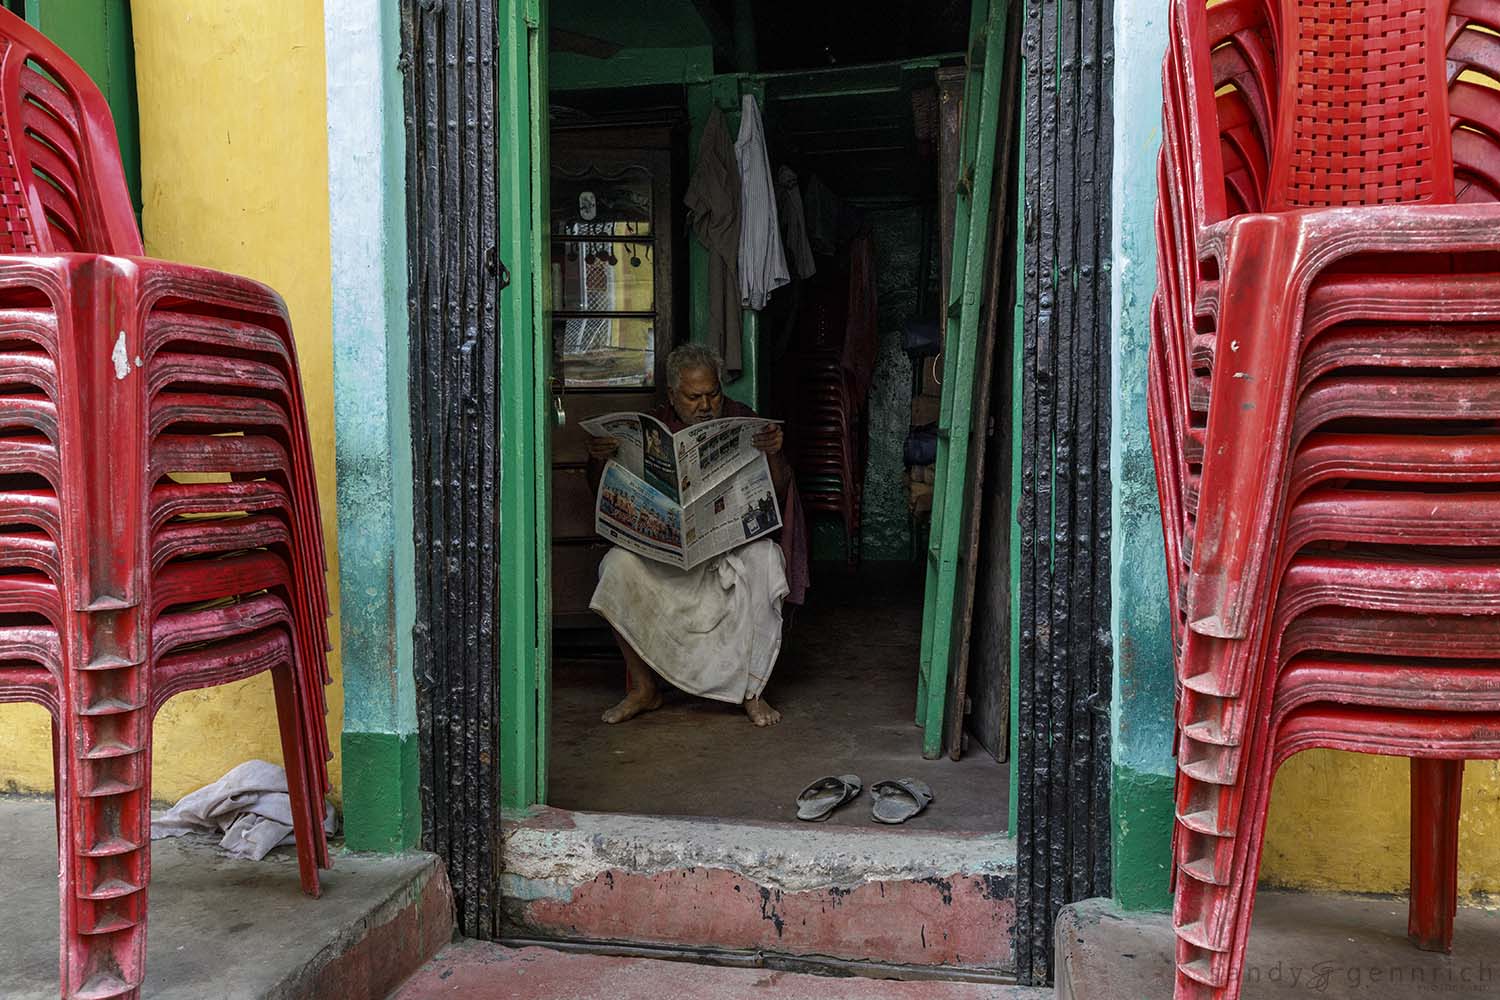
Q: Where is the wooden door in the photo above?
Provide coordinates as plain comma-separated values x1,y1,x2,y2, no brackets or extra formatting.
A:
916,0,1011,758
549,128,674,628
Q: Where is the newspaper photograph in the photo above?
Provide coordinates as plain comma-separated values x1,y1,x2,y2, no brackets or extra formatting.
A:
580,411,783,569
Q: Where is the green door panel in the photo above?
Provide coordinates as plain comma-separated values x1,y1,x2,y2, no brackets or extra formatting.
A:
26,0,142,216
498,0,551,810
916,0,1010,759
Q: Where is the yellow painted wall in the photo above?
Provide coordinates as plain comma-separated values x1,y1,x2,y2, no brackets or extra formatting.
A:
1263,753,1500,898
0,1,342,802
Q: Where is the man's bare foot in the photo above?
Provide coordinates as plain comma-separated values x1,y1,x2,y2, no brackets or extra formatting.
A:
602,689,663,724
743,697,781,727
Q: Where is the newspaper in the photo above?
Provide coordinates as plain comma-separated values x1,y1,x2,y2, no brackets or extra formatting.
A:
580,411,783,570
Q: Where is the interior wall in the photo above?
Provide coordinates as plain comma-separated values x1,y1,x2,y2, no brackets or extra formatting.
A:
0,0,342,802
859,205,922,562
805,205,921,565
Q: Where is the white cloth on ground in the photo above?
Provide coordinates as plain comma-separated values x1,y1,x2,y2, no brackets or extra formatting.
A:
590,538,789,703
733,94,790,310
150,759,336,861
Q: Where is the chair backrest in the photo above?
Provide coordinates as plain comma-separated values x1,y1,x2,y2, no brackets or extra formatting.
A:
0,9,141,255
1266,0,1454,210
1169,0,1232,226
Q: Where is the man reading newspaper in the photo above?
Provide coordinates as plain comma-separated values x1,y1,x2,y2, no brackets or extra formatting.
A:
585,344,806,727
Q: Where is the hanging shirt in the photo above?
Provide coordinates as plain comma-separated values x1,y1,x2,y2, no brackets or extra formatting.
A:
684,107,744,373
776,165,817,280
733,94,790,310
802,173,839,257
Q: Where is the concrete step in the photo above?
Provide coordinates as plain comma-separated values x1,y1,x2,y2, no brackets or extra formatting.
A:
502,807,1019,975
391,942,1053,1000
1055,891,1500,1000
2,795,452,1000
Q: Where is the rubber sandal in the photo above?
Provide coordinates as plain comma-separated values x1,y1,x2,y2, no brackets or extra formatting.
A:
869,778,934,824
795,774,862,821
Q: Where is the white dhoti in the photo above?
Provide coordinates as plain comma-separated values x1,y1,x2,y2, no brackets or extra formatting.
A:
590,539,789,703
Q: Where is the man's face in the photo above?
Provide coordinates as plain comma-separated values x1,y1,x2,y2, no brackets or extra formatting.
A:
669,365,724,425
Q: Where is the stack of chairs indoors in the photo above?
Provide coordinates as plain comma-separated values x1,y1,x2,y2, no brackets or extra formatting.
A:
0,12,331,1000
790,351,863,562
1149,0,1500,997
787,271,867,564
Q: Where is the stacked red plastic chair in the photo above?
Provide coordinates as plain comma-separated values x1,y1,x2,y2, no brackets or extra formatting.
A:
787,273,867,562
790,352,863,561
0,11,332,1000
1149,1,1500,997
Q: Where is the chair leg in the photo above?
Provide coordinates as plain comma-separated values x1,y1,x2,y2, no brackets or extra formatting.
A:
271,662,324,898
1409,757,1463,953
58,697,151,1000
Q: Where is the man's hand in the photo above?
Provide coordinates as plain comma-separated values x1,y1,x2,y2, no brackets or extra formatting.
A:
752,423,783,456
587,435,621,460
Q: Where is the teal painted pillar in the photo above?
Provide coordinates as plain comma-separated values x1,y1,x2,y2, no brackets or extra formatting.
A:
1109,0,1174,910
325,0,420,852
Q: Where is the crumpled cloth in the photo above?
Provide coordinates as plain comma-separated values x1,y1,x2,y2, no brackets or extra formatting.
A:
150,759,336,860
591,538,789,704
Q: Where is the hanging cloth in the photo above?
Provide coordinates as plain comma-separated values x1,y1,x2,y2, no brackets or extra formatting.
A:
802,173,839,257
776,165,817,280
734,94,790,310
684,106,744,373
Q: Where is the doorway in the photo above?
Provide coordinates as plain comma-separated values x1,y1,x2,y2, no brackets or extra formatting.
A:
538,1,1019,833
399,0,1117,973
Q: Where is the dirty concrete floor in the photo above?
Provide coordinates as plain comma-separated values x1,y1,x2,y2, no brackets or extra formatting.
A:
0,795,443,1000
1056,891,1500,1000
390,941,1051,1000
549,561,1009,831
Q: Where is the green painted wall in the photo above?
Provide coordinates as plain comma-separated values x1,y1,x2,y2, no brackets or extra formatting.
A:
550,0,715,91
1109,0,1173,910
27,0,142,215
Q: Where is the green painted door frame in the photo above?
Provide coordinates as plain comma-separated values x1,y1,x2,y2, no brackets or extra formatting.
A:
24,0,142,217
915,0,1010,759
497,0,551,812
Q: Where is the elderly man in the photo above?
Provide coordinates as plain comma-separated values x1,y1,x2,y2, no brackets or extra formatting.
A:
586,344,804,727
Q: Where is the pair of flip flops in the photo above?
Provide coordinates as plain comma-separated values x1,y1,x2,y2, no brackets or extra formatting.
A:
795,774,934,824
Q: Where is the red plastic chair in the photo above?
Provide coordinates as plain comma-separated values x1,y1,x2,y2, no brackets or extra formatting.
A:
0,11,331,1000
1151,2,1500,997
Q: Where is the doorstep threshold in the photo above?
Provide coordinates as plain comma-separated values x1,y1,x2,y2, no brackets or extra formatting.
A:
499,807,1019,973
501,806,1016,895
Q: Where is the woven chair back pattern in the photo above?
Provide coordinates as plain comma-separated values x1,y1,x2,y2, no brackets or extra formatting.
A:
1270,0,1454,209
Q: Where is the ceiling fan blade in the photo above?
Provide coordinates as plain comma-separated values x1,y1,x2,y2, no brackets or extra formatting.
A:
551,28,623,60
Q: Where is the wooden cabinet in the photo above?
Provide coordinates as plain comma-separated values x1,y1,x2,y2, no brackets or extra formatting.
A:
550,125,676,628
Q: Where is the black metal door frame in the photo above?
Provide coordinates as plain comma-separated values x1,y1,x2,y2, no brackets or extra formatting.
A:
400,0,504,939
1014,0,1115,983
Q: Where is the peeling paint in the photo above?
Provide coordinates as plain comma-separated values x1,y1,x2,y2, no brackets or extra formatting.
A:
508,866,1016,970
112,331,130,380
